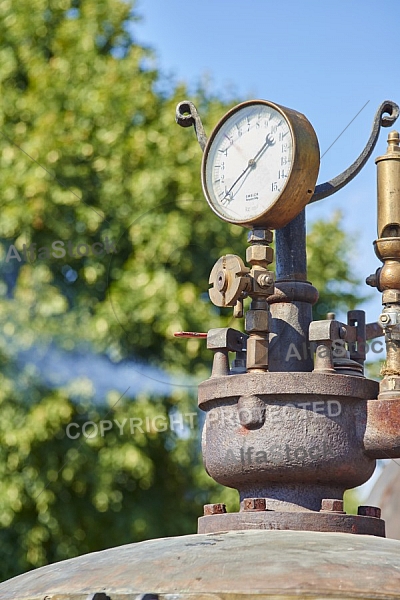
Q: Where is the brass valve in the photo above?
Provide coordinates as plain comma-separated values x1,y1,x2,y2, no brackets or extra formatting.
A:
367,131,400,383
367,131,400,296
208,228,275,371
208,254,250,309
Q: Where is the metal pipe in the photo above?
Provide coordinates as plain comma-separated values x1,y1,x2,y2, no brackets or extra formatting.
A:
269,210,316,371
275,210,307,281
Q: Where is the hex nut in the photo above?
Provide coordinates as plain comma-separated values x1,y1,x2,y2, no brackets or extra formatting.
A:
246,336,268,369
245,309,269,332
243,498,266,511
204,503,227,516
257,273,274,288
358,505,381,518
320,499,344,513
383,289,400,304
246,245,274,265
247,229,273,244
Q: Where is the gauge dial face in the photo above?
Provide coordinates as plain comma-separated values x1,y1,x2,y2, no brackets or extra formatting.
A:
202,101,294,225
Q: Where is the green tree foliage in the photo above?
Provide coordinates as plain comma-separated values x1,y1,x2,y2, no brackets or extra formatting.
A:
0,0,365,581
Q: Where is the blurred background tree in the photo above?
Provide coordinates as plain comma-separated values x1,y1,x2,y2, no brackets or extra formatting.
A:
0,0,365,581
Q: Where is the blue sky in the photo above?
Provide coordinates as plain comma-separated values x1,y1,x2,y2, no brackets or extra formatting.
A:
135,0,400,333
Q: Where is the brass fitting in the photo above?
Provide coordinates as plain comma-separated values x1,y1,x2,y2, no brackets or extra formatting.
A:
245,229,274,372
376,131,400,241
367,131,400,293
368,131,400,384
245,309,269,333
246,244,274,266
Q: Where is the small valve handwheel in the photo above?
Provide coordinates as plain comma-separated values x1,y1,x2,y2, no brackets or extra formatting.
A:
209,255,250,307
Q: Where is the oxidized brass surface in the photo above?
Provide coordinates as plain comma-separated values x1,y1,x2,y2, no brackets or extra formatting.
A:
1,530,400,599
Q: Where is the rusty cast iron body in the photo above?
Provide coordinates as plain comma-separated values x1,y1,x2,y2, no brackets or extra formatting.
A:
177,100,400,536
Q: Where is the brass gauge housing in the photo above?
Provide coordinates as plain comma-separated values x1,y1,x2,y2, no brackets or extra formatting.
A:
201,99,320,229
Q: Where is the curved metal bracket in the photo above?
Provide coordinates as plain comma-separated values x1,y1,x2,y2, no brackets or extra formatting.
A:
176,101,208,152
310,100,400,204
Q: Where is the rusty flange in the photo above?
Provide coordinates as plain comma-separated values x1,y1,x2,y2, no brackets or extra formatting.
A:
198,370,378,408
198,510,385,537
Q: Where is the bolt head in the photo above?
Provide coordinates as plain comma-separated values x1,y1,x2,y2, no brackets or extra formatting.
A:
358,505,381,518
204,503,226,516
247,229,273,244
243,498,266,511
320,498,344,513
258,273,274,288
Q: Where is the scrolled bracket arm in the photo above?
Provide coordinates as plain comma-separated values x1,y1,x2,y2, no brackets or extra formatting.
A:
175,100,208,152
310,100,400,204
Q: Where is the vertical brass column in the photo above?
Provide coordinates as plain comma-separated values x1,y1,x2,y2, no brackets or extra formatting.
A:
367,131,400,396
245,229,274,372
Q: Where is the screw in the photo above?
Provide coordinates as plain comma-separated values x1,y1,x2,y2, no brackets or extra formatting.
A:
243,497,266,511
358,505,381,519
204,503,226,516
257,273,274,288
320,499,344,513
380,314,390,324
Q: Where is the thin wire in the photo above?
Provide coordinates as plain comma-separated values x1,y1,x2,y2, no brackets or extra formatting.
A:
321,100,370,160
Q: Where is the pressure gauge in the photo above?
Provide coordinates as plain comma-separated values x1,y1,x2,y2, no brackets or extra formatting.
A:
202,100,320,229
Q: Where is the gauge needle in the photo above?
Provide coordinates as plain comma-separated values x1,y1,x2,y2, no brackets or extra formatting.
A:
222,134,275,202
